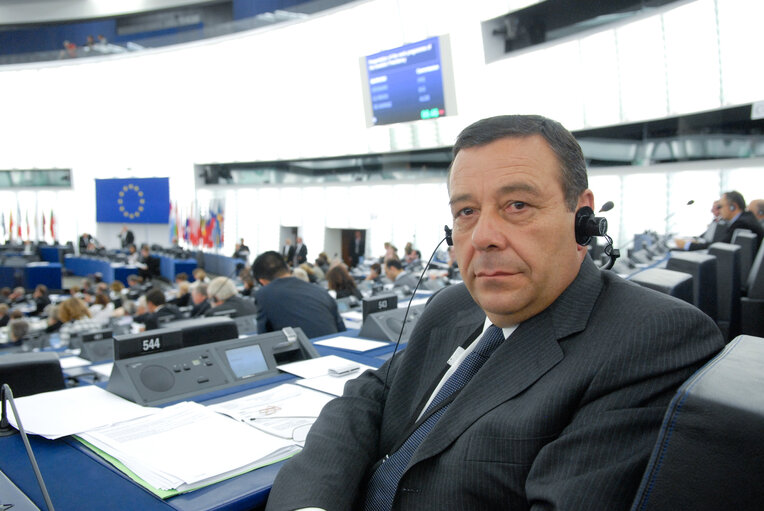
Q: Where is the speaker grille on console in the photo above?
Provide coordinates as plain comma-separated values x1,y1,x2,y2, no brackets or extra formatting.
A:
140,365,175,392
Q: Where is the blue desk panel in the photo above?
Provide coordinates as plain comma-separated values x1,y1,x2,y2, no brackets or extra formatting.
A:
160,256,198,282
65,255,138,285
25,263,62,290
39,246,66,264
201,253,246,278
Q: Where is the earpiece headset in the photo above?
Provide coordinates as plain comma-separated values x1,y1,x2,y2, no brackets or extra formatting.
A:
574,206,619,270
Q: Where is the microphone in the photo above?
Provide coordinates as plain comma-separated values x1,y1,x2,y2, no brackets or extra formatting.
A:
599,201,614,213
382,229,451,390
0,384,56,510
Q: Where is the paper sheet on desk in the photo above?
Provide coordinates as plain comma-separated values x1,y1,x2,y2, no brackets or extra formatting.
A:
8,385,157,439
78,401,299,492
209,383,334,444
58,356,92,369
314,336,388,352
279,355,376,396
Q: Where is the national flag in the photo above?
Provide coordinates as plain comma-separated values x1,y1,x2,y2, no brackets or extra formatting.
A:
25,210,30,240
42,212,46,241
1,212,5,240
169,202,177,244
50,210,56,241
16,204,21,238
8,210,13,241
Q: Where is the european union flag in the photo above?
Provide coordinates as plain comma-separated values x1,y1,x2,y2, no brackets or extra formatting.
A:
95,178,170,224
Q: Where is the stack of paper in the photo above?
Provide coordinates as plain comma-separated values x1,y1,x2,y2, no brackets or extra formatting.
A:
78,401,299,492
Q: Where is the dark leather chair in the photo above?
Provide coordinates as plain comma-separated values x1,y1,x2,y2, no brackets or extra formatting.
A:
631,335,764,511
0,352,65,398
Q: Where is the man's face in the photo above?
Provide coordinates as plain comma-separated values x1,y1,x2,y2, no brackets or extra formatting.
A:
718,195,736,221
384,264,398,280
192,290,205,305
448,135,592,327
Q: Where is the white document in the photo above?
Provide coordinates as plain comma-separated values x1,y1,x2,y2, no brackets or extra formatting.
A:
7,386,157,440
89,362,114,378
58,356,92,369
278,355,370,379
78,401,298,491
314,336,389,352
295,371,373,397
209,383,334,445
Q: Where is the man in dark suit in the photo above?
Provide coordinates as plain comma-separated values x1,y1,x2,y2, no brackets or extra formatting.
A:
204,276,257,318
293,236,308,266
133,288,182,330
349,230,365,267
118,224,135,249
266,115,723,511
682,191,764,251
190,283,211,317
136,244,160,281
282,238,295,266
252,251,345,339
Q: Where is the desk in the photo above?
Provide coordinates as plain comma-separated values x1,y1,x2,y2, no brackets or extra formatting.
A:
65,255,138,285
159,256,198,282
0,333,385,510
0,263,62,290
39,246,67,264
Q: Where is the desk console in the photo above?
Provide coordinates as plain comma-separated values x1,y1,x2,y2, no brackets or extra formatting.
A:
107,327,319,406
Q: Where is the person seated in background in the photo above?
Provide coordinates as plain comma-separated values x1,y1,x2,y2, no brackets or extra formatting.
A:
44,305,63,333
252,251,345,339
326,265,363,300
134,288,182,330
0,303,9,327
190,283,211,317
169,281,191,307
205,277,257,318
315,252,330,274
32,284,51,315
174,272,189,285
58,296,100,341
363,262,383,285
126,243,140,264
6,319,29,345
136,244,160,281
749,198,764,225
108,281,124,308
8,287,26,304
89,293,115,323
265,114,724,511
78,232,97,253
240,275,256,297
298,262,321,284
384,258,420,290
677,191,764,251
0,287,11,304
192,268,209,284
292,267,310,282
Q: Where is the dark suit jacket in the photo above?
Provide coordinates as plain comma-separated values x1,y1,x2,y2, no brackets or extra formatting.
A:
294,243,308,265
689,211,764,250
266,257,723,510
134,303,182,331
283,245,296,264
255,276,345,339
205,295,256,318
190,300,211,318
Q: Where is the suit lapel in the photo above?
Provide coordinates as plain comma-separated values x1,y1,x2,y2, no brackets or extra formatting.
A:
411,258,604,466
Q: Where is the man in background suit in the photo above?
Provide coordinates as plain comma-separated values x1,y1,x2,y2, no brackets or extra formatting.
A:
190,283,211,317
204,276,256,318
293,236,308,266
133,288,182,330
350,230,365,267
282,238,295,266
266,115,723,510
252,251,345,339
118,224,135,248
682,191,764,251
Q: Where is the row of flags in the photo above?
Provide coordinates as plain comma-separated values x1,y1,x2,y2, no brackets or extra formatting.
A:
2,208,57,242
169,200,224,249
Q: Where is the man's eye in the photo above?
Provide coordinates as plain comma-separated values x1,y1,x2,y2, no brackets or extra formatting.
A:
457,207,474,217
509,202,527,211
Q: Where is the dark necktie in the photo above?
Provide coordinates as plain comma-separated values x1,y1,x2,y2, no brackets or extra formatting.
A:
363,324,506,511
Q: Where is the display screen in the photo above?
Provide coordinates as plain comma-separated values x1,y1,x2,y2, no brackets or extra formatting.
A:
225,344,269,380
360,35,457,127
